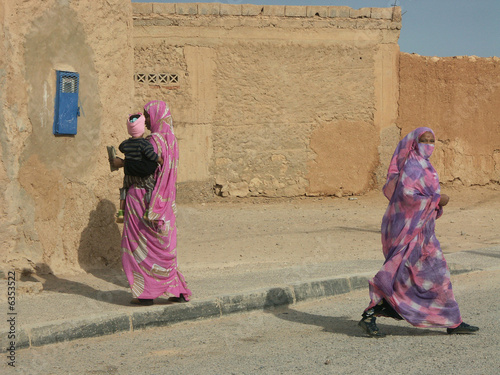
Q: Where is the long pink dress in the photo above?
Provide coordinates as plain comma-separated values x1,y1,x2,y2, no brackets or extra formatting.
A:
366,127,462,328
121,101,191,300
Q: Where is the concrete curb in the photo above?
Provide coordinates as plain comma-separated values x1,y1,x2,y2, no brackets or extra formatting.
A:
0,267,479,351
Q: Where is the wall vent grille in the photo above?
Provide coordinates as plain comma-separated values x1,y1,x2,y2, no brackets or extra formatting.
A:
135,73,179,86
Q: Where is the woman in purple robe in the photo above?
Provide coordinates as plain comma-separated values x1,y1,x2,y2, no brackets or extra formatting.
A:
358,127,478,337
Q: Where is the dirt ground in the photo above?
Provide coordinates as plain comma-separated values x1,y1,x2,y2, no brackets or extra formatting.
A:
177,185,500,279
11,269,500,375
12,184,499,298
6,185,499,327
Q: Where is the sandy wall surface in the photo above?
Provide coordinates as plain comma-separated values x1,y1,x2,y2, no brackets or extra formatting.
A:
0,0,134,275
132,3,402,201
397,53,500,186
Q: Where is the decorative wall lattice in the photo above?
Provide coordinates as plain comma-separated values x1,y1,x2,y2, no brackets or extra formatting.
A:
135,73,179,86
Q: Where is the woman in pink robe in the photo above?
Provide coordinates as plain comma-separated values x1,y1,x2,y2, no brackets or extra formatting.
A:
120,100,191,305
358,127,478,337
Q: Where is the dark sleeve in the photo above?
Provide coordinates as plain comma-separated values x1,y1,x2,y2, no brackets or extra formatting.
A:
118,139,127,154
141,140,159,162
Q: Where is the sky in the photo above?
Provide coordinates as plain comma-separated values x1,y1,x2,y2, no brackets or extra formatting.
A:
132,0,500,58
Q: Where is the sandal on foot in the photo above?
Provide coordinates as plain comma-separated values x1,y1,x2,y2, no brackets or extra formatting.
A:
130,298,154,306
447,322,479,334
358,316,386,338
168,294,188,303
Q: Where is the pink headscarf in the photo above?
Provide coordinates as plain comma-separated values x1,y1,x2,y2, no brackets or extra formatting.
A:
144,100,173,135
143,101,178,226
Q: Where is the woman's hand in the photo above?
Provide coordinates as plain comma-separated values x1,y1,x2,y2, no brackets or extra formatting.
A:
439,193,450,207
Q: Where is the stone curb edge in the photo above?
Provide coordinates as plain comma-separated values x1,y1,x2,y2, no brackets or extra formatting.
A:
0,267,478,351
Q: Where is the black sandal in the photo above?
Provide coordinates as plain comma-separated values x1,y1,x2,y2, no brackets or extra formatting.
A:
447,322,479,334
358,308,386,338
130,298,154,306
168,294,188,303
358,316,386,338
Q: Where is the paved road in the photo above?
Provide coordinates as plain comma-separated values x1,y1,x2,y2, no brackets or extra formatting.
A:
6,269,499,375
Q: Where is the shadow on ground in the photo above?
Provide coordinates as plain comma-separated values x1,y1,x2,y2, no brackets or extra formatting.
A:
270,306,444,337
21,268,133,307
17,199,134,306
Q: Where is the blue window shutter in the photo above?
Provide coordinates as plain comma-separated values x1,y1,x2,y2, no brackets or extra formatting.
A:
53,71,80,135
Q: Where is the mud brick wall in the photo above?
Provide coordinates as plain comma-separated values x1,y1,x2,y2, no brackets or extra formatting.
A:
398,53,500,186
1,0,134,275
132,3,402,201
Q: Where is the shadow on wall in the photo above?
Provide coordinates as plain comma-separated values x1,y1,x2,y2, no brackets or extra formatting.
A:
78,199,122,273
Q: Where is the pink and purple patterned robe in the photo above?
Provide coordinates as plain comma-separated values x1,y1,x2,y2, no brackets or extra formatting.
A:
366,127,462,328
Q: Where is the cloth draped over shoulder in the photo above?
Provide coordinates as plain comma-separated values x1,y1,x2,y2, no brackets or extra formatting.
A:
121,100,191,300
367,127,462,328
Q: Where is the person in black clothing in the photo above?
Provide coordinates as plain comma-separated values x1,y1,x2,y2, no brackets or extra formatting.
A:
116,113,163,222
